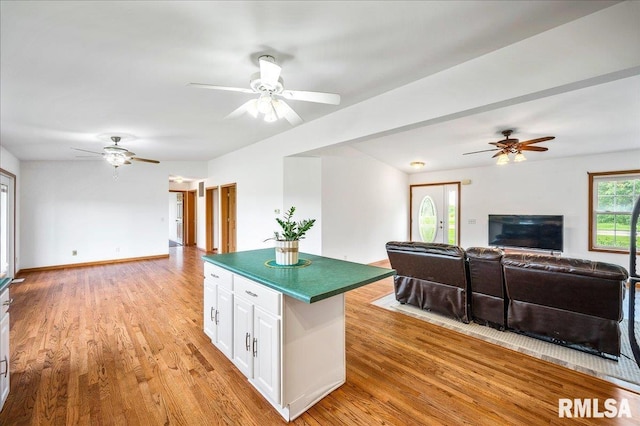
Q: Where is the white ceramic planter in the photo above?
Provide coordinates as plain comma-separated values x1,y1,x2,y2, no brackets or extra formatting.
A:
275,240,299,265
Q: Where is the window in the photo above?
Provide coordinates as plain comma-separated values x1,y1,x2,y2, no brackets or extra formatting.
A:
589,170,640,253
419,196,437,243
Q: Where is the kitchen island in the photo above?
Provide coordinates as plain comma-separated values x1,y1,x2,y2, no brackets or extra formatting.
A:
202,249,394,421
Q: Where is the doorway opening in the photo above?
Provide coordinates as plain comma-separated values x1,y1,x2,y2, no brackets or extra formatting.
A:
410,182,460,245
169,190,196,248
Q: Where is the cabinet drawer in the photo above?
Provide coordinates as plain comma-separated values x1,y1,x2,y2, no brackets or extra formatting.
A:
0,288,9,318
204,262,233,291
234,275,281,316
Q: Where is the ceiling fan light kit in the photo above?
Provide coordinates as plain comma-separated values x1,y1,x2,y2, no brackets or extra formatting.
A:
189,54,341,126
463,129,554,165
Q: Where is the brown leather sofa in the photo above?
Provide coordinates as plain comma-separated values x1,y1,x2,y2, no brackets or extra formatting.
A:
386,242,629,357
502,253,628,357
466,247,506,329
385,242,469,323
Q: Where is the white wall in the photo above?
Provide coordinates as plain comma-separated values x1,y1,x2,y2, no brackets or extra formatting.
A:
320,147,408,263
409,150,640,268
0,146,20,273
20,160,207,269
283,157,322,256
205,144,285,252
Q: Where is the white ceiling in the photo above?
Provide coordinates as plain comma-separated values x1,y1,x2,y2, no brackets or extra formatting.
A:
1,1,637,173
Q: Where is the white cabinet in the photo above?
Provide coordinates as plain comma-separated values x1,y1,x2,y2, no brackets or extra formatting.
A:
0,286,10,411
203,263,233,359
203,260,345,422
233,275,281,403
253,306,280,403
232,295,253,377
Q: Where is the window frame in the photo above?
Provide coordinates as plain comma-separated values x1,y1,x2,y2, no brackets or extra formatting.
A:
588,169,640,254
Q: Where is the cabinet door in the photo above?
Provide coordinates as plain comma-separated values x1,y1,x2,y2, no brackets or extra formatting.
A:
0,312,9,410
216,286,233,359
253,307,280,404
232,297,253,378
203,281,217,341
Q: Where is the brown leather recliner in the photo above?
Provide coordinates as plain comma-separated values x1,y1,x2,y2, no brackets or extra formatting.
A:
385,241,469,323
502,253,628,357
466,247,506,329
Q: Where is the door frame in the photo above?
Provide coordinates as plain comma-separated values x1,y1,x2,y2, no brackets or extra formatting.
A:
169,190,196,246
0,168,16,278
409,181,461,245
220,183,237,253
205,186,219,253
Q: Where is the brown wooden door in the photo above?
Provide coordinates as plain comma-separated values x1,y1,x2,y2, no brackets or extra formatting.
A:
220,184,237,253
184,190,196,246
205,187,214,253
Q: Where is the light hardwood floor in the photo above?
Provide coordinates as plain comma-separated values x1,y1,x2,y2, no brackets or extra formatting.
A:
1,246,639,425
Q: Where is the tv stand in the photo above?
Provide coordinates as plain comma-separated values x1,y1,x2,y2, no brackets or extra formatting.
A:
499,247,562,257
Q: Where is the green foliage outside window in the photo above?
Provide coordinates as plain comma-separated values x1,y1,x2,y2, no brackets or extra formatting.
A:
593,176,640,251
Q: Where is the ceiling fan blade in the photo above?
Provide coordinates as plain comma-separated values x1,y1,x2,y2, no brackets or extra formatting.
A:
130,157,160,164
519,136,555,146
492,150,508,158
188,83,255,94
259,57,282,89
72,147,103,155
225,99,259,120
273,99,304,126
123,150,136,157
519,146,548,152
462,148,500,155
280,90,341,105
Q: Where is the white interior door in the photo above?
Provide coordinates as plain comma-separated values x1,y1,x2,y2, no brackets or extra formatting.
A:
411,183,459,245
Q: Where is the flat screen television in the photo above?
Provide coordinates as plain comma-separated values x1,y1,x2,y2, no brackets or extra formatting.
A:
488,214,563,252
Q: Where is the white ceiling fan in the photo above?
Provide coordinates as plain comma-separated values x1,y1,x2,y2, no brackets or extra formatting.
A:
188,55,341,126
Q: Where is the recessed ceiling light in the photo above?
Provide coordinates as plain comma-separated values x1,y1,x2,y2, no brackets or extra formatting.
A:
410,161,425,169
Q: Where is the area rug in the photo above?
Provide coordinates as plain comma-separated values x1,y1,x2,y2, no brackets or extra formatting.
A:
372,293,640,390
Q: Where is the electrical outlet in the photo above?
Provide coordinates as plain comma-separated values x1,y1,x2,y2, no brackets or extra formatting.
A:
72,250,77,256
116,247,120,253
468,219,476,225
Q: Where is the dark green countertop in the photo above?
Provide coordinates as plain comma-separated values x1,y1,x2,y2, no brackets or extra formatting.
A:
0,277,11,293
203,248,395,304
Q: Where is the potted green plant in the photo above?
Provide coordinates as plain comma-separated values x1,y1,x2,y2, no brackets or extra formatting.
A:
267,206,316,265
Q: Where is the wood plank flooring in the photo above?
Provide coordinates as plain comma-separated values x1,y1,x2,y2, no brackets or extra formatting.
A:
1,246,639,425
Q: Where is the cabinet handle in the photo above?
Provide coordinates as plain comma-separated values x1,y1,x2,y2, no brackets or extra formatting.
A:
245,332,251,351
245,290,258,298
2,298,13,306
210,273,220,279
253,338,258,357
0,356,7,378
210,307,215,322
214,309,219,325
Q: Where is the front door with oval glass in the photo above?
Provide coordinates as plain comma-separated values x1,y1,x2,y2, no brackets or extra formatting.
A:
411,183,459,245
